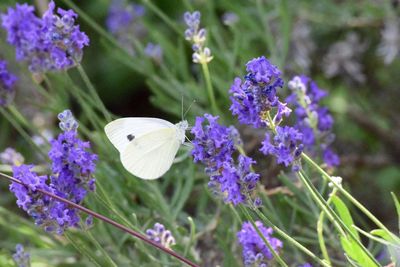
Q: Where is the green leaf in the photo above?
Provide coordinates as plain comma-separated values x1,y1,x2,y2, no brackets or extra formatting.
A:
332,195,359,240
391,192,400,233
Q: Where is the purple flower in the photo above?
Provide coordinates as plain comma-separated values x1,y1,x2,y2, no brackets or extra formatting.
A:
229,56,287,128
237,221,283,267
106,0,145,55
299,264,313,267
260,126,303,171
13,244,30,267
146,223,176,249
1,1,89,73
0,147,24,165
57,109,78,132
184,11,212,63
106,0,144,34
0,60,17,106
222,12,239,26
287,75,339,167
144,42,163,63
9,110,97,234
191,114,260,205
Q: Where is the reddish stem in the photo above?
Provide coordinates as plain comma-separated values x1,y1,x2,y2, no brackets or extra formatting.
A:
0,172,199,267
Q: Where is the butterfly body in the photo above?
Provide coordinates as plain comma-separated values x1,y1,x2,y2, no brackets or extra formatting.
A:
105,118,188,179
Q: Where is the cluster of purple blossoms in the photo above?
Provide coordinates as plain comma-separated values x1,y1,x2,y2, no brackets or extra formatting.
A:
13,244,30,267
184,11,213,64
287,75,339,167
106,0,145,55
230,56,304,170
146,223,176,249
237,221,283,267
10,110,97,234
191,114,260,206
230,56,289,129
0,60,17,106
260,126,304,172
1,2,89,73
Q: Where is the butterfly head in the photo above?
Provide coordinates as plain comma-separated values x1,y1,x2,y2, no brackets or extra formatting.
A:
175,120,189,144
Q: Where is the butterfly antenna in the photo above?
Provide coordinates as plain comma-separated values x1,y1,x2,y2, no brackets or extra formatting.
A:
183,99,196,119
181,95,184,121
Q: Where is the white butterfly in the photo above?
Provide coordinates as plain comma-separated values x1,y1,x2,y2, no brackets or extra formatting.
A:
104,118,188,180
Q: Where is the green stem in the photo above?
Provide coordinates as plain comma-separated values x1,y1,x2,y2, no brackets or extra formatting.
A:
141,0,182,36
253,208,331,267
0,108,48,159
65,232,102,267
266,111,277,134
302,153,397,241
240,205,289,267
83,227,118,267
64,73,105,131
200,62,218,115
298,171,345,236
8,105,51,147
317,188,337,265
298,171,381,267
76,65,112,122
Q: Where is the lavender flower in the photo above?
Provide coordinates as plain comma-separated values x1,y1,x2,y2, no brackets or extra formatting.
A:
184,11,213,64
323,33,366,83
287,75,339,167
377,17,400,64
13,244,30,267
290,20,315,73
146,223,176,249
237,221,283,267
10,164,56,231
144,42,163,64
191,114,260,205
106,0,145,55
57,109,78,132
41,1,89,70
0,148,24,166
260,126,304,171
222,12,239,26
0,60,17,106
10,110,97,234
299,264,312,267
106,0,145,34
229,56,288,128
1,2,89,73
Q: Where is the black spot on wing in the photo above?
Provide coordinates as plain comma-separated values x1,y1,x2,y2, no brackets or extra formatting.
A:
127,134,135,141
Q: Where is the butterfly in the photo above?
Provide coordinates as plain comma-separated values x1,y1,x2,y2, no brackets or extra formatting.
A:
104,118,188,180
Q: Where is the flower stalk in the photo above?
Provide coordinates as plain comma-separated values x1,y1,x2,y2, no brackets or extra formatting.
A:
0,172,199,267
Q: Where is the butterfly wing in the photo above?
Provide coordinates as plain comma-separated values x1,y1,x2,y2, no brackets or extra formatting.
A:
120,128,180,179
104,117,174,153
